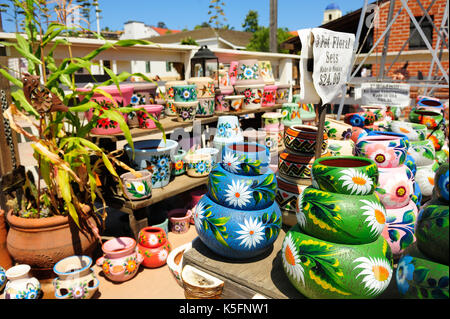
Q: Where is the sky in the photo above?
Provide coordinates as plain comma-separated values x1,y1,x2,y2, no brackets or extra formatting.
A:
1,0,367,33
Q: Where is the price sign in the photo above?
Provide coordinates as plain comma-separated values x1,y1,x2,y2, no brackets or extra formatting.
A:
361,82,411,107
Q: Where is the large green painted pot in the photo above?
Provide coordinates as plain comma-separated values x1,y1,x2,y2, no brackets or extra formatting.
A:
408,109,443,130
434,163,449,202
297,186,386,244
396,243,449,299
415,205,449,265
282,225,393,299
311,156,378,196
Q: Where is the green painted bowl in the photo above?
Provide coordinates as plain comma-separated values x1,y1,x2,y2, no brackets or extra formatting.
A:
282,225,393,299
311,156,379,196
297,186,386,244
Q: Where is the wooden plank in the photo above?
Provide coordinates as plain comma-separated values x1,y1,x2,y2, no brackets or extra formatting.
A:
215,104,282,116
182,229,305,299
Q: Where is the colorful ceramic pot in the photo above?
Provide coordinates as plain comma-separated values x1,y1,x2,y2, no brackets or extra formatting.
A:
259,61,275,84
389,121,426,141
282,226,393,299
165,100,177,116
417,98,444,110
324,117,353,140
151,218,169,235
434,163,449,202
165,80,186,116
193,194,281,259
3,264,41,299
408,140,435,167
278,152,315,183
427,128,445,151
234,84,265,110
415,161,439,197
435,149,449,166
266,126,283,149
262,85,277,107
53,255,99,299
194,147,220,166
171,149,186,176
80,85,133,135
262,112,283,130
298,186,387,244
416,204,449,265
173,84,197,102
416,95,441,105
281,103,303,126
276,84,290,104
276,177,307,227
327,139,355,156
377,165,414,209
185,153,212,177
351,126,368,143
168,209,192,234
174,101,198,123
167,242,192,287
120,170,152,201
298,104,317,124
96,237,143,283
235,59,264,86
381,200,418,258
224,95,244,112
411,181,422,209
207,163,276,211
129,83,158,126
361,105,386,122
0,266,5,292
221,142,270,176
311,156,378,195
215,87,234,112
196,97,215,117
409,109,443,129
138,227,167,249
187,77,215,98
284,125,328,155
396,247,449,299
136,104,163,129
214,116,242,142
137,229,171,269
355,135,408,168
344,111,376,128
123,139,178,189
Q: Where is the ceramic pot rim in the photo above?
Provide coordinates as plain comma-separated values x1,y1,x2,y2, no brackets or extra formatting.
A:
184,152,211,162
262,112,283,119
314,156,376,169
417,98,443,107
287,125,319,134
53,255,93,276
172,84,196,89
358,135,403,142
173,101,198,107
137,104,164,112
120,170,152,181
167,242,192,271
279,152,315,162
5,264,31,279
168,209,192,221
225,142,267,154
124,139,178,153
102,237,136,255
224,95,245,100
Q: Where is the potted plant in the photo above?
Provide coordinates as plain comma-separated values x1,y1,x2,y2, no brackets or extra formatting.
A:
0,0,164,276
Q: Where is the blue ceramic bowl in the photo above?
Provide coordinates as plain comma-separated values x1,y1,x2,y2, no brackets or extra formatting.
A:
207,163,277,211
417,98,443,109
192,194,282,259
221,142,270,176
124,139,178,189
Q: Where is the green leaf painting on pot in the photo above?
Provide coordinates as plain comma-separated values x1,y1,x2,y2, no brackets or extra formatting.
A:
282,226,393,299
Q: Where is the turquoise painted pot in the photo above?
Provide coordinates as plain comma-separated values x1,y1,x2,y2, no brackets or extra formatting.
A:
282,225,393,299
124,139,178,189
221,142,271,176
207,163,276,211
192,194,281,260
172,85,197,102
171,149,186,176
281,103,302,126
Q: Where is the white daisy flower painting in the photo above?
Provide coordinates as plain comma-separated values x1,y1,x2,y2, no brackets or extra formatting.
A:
338,168,373,195
222,151,241,173
360,199,386,237
224,180,252,208
281,233,305,285
235,217,265,249
353,257,392,296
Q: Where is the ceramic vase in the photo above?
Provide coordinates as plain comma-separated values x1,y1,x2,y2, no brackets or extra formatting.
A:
278,152,315,183
137,104,163,129
215,87,234,112
355,135,408,168
171,149,187,176
276,177,307,227
192,193,281,259
262,85,278,107
276,84,290,104
324,117,353,140
196,98,215,117
3,264,41,299
221,142,271,176
185,153,213,177
165,80,186,116
281,226,393,299
120,170,152,201
281,103,302,126
187,77,215,99
284,125,328,155
376,165,414,209
168,209,192,234
53,255,99,299
234,84,265,110
224,95,244,111
174,101,198,123
167,242,192,287
124,139,178,189
137,227,171,268
96,237,143,283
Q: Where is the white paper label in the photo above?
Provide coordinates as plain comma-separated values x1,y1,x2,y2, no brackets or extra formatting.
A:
361,82,411,107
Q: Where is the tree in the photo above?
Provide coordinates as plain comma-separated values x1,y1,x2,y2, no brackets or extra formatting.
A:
194,21,211,29
208,0,227,30
242,10,258,33
157,21,167,29
246,27,292,53
181,37,199,45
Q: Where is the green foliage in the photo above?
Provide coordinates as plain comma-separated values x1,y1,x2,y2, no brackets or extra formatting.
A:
208,0,227,30
180,36,198,46
242,10,259,33
246,26,293,53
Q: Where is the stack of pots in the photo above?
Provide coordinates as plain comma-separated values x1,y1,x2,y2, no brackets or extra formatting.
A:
395,163,449,299
323,116,354,157
128,82,158,128
164,80,187,117
233,59,265,110
192,142,281,259
137,227,171,268
215,86,234,112
173,84,198,123
282,155,393,298
213,115,244,154
188,77,215,117
354,134,418,258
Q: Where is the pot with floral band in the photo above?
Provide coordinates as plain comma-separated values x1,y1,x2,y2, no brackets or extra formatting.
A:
408,109,443,129
221,142,271,176
213,116,243,146
174,101,198,123
258,60,275,84
215,87,234,112
427,128,445,152
354,135,408,168
433,163,449,203
3,264,41,299
137,226,171,268
120,170,152,201
185,152,213,178
234,84,265,110
171,149,187,176
229,61,239,85
137,104,164,129
408,140,436,167
234,59,264,86
262,85,278,107
324,117,353,140
196,97,215,117
164,80,186,116
389,121,427,142
187,77,215,99
129,82,158,127
173,84,197,103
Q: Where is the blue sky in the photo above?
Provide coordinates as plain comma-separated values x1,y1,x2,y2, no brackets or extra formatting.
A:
1,0,366,32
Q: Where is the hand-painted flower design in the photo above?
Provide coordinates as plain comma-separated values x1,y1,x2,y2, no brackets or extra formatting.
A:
222,151,241,173
158,249,168,262
181,110,191,120
193,201,206,231
195,161,208,173
174,160,184,171
281,233,304,284
235,217,265,249
338,168,373,195
148,234,159,246
131,95,139,105
217,122,232,138
364,143,396,167
224,179,252,208
395,255,414,295
157,157,168,168
360,199,386,236
125,258,137,274
341,128,353,140
296,192,307,228
353,256,392,296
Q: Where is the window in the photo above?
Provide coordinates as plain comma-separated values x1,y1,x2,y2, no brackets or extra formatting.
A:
166,62,172,72
329,14,332,20
103,60,111,70
409,15,434,50
146,61,151,73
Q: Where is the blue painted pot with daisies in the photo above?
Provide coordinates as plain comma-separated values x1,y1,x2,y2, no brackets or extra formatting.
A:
192,194,282,259
124,139,178,189
221,142,271,176
207,163,277,211
172,85,197,102
282,225,393,299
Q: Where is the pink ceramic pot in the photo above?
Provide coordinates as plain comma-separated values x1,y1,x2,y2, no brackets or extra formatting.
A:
381,200,418,258
376,165,414,209
137,104,163,129
262,85,278,107
79,85,133,135
96,237,143,283
229,61,239,86
355,135,408,168
168,209,192,234
215,87,234,112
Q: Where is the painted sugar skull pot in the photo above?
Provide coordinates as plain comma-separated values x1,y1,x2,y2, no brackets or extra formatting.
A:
221,142,271,176
3,264,41,299
137,227,171,268
53,255,99,299
282,226,393,299
192,194,281,260
96,237,143,283
120,170,152,201
355,135,408,168
284,125,328,155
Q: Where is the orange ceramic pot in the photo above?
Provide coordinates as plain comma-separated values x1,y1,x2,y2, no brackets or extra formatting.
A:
137,227,171,268
138,226,167,249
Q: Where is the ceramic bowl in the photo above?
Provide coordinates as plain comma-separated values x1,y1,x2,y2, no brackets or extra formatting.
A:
174,101,198,123
120,170,152,201
185,153,212,177
224,95,244,111
172,84,197,102
4,264,41,299
221,142,270,176
167,242,192,287
408,109,443,129
168,209,192,234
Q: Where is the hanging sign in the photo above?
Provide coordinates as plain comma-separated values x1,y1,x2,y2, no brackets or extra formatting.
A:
361,82,411,107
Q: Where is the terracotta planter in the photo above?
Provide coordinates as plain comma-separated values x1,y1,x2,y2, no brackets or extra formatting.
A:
173,84,197,102
138,226,167,248
389,121,427,142
284,125,328,155
164,80,187,116
168,209,192,234
415,161,439,197
171,149,187,176
344,111,376,128
215,87,233,112
0,210,13,270
408,140,436,167
6,211,98,274
221,142,271,176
